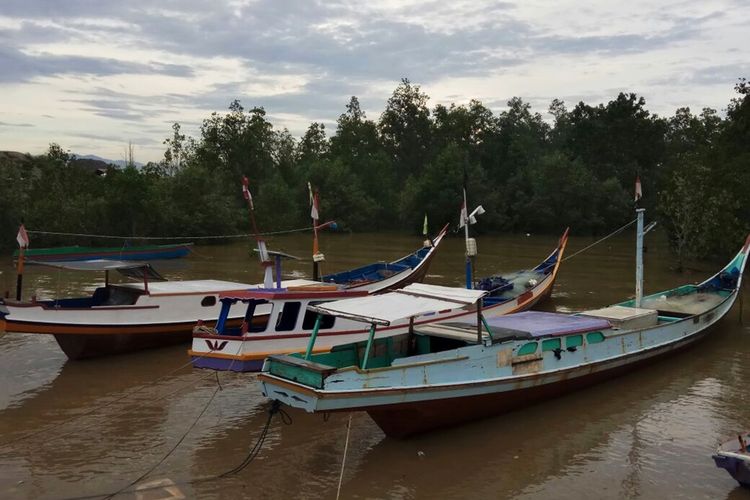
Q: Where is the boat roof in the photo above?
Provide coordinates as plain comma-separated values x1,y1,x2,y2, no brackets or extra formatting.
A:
252,249,301,260
117,279,256,294
27,259,167,281
219,285,368,301
306,283,488,326
456,311,611,339
27,259,154,271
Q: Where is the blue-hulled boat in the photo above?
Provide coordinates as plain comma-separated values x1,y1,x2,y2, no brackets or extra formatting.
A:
713,432,750,487
321,224,449,293
258,232,750,437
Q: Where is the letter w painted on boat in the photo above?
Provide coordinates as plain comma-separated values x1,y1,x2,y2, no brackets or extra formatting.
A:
204,339,229,351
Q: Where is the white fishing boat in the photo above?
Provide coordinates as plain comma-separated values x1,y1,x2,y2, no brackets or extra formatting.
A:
188,231,568,372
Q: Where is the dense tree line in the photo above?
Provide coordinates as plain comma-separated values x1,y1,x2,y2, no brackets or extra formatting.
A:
1,78,748,264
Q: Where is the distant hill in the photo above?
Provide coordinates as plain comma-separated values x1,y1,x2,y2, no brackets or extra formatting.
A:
75,154,143,168
0,150,33,164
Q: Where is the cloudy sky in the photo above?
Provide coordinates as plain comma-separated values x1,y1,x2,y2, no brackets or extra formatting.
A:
1,0,748,163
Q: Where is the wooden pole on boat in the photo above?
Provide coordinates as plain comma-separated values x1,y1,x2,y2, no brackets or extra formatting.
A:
636,208,645,308
476,299,482,343
362,323,377,369
305,314,323,360
243,176,274,288
15,224,29,301
309,183,324,281
15,246,24,301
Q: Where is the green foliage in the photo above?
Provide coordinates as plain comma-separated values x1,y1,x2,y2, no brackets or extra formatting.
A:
2,79,748,263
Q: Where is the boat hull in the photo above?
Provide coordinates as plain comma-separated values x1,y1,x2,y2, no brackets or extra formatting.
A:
368,326,712,437
15,243,193,262
713,453,750,488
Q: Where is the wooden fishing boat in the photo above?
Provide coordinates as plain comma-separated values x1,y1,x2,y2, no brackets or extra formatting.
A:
258,234,749,438
321,224,449,293
12,242,193,262
713,432,750,487
188,232,568,372
190,284,484,372
0,259,317,359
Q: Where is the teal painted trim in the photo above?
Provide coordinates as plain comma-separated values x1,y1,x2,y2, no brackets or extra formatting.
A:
480,315,494,340
361,324,377,369
305,314,323,360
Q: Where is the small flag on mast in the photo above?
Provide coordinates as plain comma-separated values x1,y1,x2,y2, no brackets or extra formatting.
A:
634,175,642,202
16,224,29,248
459,191,469,229
242,176,254,210
309,183,320,221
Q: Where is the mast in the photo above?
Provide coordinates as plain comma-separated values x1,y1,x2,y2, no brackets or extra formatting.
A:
460,186,484,289
635,207,644,307
15,224,29,301
309,183,324,281
242,176,273,288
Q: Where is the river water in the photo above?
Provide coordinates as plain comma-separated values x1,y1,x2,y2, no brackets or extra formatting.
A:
1,231,749,499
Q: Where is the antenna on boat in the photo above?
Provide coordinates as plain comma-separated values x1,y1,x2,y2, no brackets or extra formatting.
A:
242,176,273,288
459,185,485,289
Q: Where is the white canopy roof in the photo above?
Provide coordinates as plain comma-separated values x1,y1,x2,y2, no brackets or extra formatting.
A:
307,283,488,326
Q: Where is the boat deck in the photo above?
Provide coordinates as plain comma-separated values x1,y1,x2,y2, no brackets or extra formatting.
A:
641,292,726,316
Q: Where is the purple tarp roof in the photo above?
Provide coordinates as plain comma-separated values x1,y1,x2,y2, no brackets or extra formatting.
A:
481,311,611,337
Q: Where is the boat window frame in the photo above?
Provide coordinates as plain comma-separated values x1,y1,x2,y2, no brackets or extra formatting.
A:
201,295,217,307
542,338,561,352
516,341,538,356
302,302,336,330
275,301,302,331
586,331,605,344
565,334,583,349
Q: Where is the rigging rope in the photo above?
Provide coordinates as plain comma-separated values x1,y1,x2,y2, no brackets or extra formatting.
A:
336,414,353,500
102,384,222,500
25,225,319,241
562,218,638,262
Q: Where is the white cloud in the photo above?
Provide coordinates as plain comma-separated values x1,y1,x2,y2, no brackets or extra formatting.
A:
0,0,747,161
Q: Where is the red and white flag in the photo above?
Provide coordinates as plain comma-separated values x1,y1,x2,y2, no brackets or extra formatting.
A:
459,201,468,228
242,176,254,210
459,190,469,228
16,224,29,248
308,182,319,221
634,175,642,202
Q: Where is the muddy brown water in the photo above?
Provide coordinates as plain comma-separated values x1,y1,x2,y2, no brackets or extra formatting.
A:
1,231,749,499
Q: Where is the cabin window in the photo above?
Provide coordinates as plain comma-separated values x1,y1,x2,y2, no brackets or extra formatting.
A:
566,335,583,348
542,338,561,352
516,342,538,356
201,296,217,307
301,302,337,330
586,331,605,344
276,302,301,331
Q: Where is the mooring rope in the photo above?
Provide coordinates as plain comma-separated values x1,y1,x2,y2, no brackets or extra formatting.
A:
562,218,638,262
0,345,237,448
25,225,319,241
336,414,353,500
102,384,222,500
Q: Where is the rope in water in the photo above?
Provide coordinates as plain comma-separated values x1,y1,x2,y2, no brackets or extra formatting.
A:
562,218,638,262
0,344,243,449
336,414,353,500
25,225,319,241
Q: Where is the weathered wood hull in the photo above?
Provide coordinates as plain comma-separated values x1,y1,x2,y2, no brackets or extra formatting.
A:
367,326,712,438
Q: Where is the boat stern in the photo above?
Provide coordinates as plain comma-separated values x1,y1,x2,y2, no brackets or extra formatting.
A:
258,355,336,412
